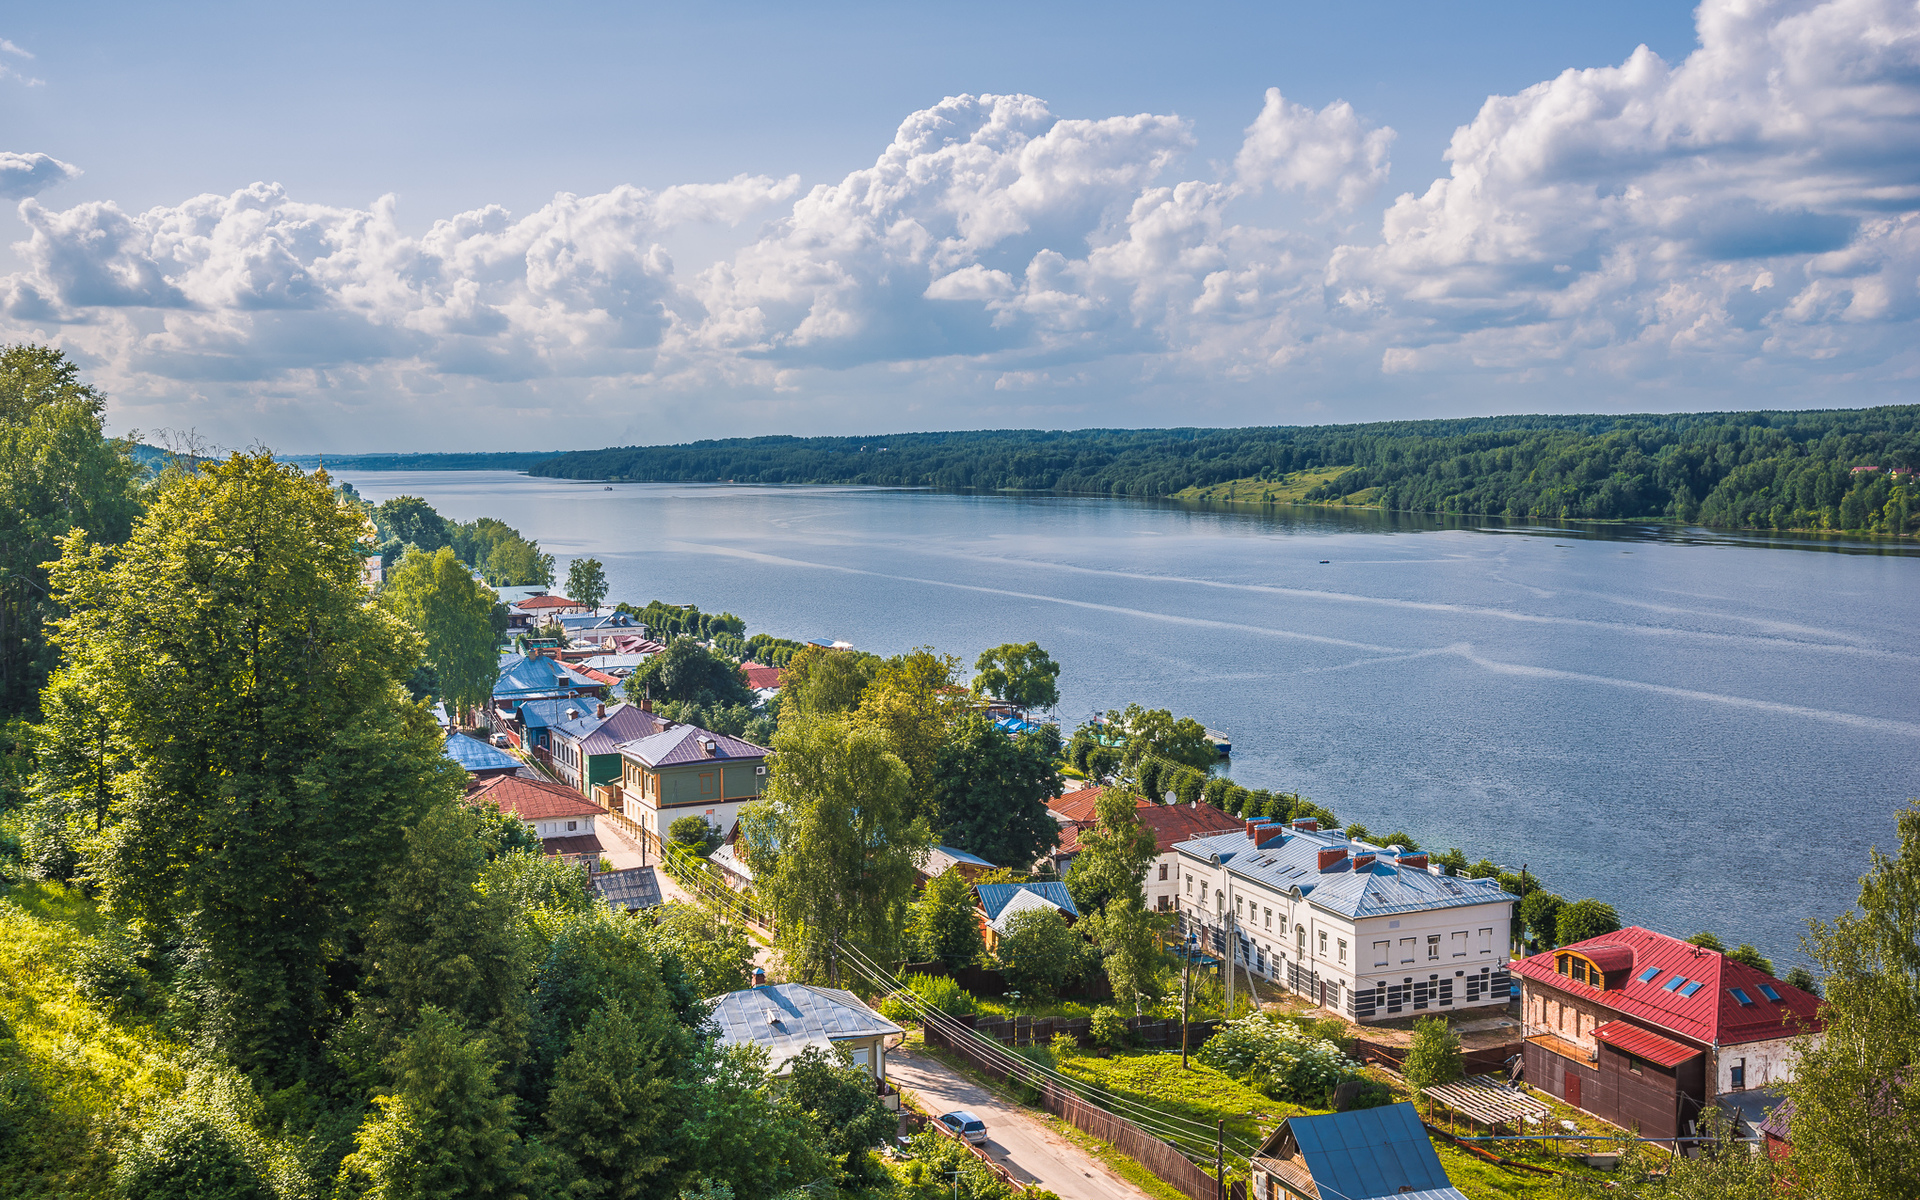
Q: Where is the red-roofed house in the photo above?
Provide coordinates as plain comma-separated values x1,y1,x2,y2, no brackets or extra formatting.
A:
513,594,590,617
1046,797,1245,913
741,662,784,691
1046,786,1109,823
469,775,607,861
1515,927,1823,1141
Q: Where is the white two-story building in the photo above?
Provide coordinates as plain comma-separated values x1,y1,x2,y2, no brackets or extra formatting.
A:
1174,818,1519,1023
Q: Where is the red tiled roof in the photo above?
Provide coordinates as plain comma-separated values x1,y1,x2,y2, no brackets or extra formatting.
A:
576,667,622,687
516,594,582,610
1592,1021,1701,1068
1515,927,1823,1047
544,833,605,858
470,775,603,821
1047,787,1110,822
742,662,784,690
1050,800,1244,857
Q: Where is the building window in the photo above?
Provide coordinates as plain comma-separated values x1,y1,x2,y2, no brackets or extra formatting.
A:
1427,935,1441,960
1373,941,1390,967
1730,1058,1745,1089
1627,1054,1644,1075
1159,864,1169,881
1216,891,1225,913
1297,925,1307,954
1318,931,1328,957
1158,895,1171,912
567,821,577,832
1236,897,1245,919
1338,939,1347,964
1264,907,1272,929
1185,875,1193,894
1451,931,1468,957
1479,927,1494,954
1400,937,1415,963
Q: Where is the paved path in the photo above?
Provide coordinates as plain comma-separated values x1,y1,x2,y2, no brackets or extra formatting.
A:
886,1044,1153,1200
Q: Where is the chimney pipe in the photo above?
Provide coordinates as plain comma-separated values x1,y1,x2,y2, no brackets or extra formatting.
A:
1317,847,1348,871
752,967,767,988
639,698,651,713
1400,853,1429,869
1351,852,1376,871
1292,818,1319,832
597,702,606,718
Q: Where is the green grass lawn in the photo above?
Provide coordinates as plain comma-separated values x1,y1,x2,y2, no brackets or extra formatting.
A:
1173,467,1357,506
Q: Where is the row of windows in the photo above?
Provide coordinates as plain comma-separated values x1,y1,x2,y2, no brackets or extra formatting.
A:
1185,871,1496,969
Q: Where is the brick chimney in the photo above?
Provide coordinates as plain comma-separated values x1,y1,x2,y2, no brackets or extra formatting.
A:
597,702,606,719
1317,846,1348,871
1399,853,1429,870
752,967,767,988
1351,852,1376,871
1292,818,1319,832
1255,826,1286,850
639,698,652,713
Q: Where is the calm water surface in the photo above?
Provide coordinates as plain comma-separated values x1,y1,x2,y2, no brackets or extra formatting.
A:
336,470,1920,969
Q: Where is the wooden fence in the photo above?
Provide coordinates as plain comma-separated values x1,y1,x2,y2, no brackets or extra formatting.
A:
948,1012,1218,1054
1352,1037,1523,1078
924,1014,1231,1200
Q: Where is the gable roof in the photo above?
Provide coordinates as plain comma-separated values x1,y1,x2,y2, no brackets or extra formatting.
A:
1258,1103,1463,1200
923,844,998,877
470,775,604,821
1136,803,1247,853
741,662,784,690
986,886,1074,933
1047,786,1109,822
494,653,604,700
1514,927,1823,1047
515,594,583,610
559,612,639,633
444,732,520,774
619,723,769,768
554,702,666,756
1176,825,1514,920
708,983,902,1072
975,880,1078,922
588,866,663,911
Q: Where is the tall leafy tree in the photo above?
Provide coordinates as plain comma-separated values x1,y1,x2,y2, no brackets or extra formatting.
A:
564,557,607,613
911,868,986,970
0,344,141,716
971,641,1061,715
1783,801,1920,1200
929,714,1060,868
738,717,930,983
625,637,754,710
44,452,462,1076
993,906,1085,999
1555,899,1621,945
335,1007,525,1200
544,1000,680,1199
1101,704,1216,774
1063,787,1157,916
381,546,500,722
776,645,878,719
1087,896,1163,1015
374,496,451,552
782,1046,897,1184
855,647,969,811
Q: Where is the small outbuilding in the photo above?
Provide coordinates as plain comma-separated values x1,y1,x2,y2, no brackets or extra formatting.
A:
444,732,522,781
1251,1102,1468,1200
708,973,902,1093
587,865,664,913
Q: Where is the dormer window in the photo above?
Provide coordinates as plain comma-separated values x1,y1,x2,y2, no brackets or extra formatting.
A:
1555,953,1605,989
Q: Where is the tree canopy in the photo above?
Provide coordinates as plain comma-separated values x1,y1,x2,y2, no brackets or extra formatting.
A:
971,642,1061,714
382,546,501,721
929,715,1060,869
565,557,607,613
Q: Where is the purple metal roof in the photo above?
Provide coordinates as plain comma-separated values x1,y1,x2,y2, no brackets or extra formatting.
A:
619,723,769,767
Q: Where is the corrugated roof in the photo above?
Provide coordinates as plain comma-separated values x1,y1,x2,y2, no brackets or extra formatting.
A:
1514,927,1824,1046
515,594,583,610
1175,827,1515,920
556,703,666,758
923,845,997,876
494,653,604,700
444,732,520,774
470,775,604,820
619,723,769,768
976,881,1078,921
741,662,784,690
987,886,1072,933
1046,786,1109,822
708,983,901,1073
1592,1020,1701,1067
589,866,663,911
1275,1103,1456,1199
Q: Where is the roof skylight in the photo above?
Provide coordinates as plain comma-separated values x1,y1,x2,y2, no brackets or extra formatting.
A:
1637,967,1662,983
1678,981,1703,997
1730,987,1755,1006
1661,976,1687,992
1758,984,1782,1002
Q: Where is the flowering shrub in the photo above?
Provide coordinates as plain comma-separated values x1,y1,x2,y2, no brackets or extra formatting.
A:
1196,1014,1361,1103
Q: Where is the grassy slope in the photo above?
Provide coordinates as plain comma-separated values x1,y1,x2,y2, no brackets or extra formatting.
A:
0,883,189,1200
1172,467,1379,507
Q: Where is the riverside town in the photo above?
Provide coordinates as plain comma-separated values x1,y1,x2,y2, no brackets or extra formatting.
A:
1,343,1913,1200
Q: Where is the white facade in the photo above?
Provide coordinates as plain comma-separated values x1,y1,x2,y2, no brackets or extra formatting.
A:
531,813,596,839
1175,823,1516,1022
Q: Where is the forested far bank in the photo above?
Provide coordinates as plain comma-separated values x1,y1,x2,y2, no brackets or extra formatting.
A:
527,406,1920,536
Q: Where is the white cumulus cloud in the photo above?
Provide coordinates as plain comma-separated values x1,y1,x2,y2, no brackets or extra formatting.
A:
0,152,78,200
1234,88,1394,210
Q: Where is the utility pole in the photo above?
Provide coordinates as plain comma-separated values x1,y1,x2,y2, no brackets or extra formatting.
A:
1181,923,1193,1070
1215,1118,1225,1200
1224,908,1235,1017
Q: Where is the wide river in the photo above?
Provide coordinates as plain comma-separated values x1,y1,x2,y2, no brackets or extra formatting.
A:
336,470,1920,970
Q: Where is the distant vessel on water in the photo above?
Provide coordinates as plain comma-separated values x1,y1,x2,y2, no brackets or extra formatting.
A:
1208,727,1232,757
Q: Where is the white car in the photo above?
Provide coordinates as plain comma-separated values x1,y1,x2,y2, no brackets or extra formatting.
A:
490,733,511,748
937,1110,987,1145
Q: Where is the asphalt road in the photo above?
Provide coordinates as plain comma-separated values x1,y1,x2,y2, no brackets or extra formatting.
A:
886,1044,1153,1200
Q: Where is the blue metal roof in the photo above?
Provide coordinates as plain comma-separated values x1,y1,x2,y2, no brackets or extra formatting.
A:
1175,827,1515,919
1281,1103,1456,1199
444,733,519,774
493,653,602,701
975,881,1078,921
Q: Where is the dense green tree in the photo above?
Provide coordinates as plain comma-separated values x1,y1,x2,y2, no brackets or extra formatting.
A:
738,717,930,984
112,1072,283,1200
545,1000,679,1199
0,344,142,716
374,496,450,553
993,906,1085,1000
1087,896,1162,1015
911,868,987,970
930,714,1061,868
1519,892,1565,947
1341,823,1372,845
360,803,528,1066
382,547,501,722
626,637,754,711
646,900,753,998
1063,787,1157,917
1382,831,1419,851
1402,1016,1463,1096
484,535,554,587
675,1044,830,1199
1725,944,1773,975
1686,931,1727,952
1202,777,1230,809
528,908,690,1098
855,647,969,811
1782,801,1920,1200
1101,704,1217,774
1433,847,1469,876
1555,899,1621,945
1782,964,1820,996
43,452,462,1077
565,557,607,613
335,1008,525,1200
971,642,1061,715
782,1045,897,1183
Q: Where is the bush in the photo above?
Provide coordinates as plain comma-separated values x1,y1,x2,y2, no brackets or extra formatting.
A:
1403,1016,1464,1095
1195,1014,1359,1103
1088,1005,1130,1050
1050,1032,1079,1061
1336,1078,1395,1110
882,973,977,1022
1556,898,1622,945
994,907,1085,999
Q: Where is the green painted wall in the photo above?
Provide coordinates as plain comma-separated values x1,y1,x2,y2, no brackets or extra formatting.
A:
657,760,764,808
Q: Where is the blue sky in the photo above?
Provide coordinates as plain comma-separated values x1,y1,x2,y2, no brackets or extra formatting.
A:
2,0,1915,452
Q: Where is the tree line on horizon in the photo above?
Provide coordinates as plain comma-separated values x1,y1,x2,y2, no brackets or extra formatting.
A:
524,406,1920,536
